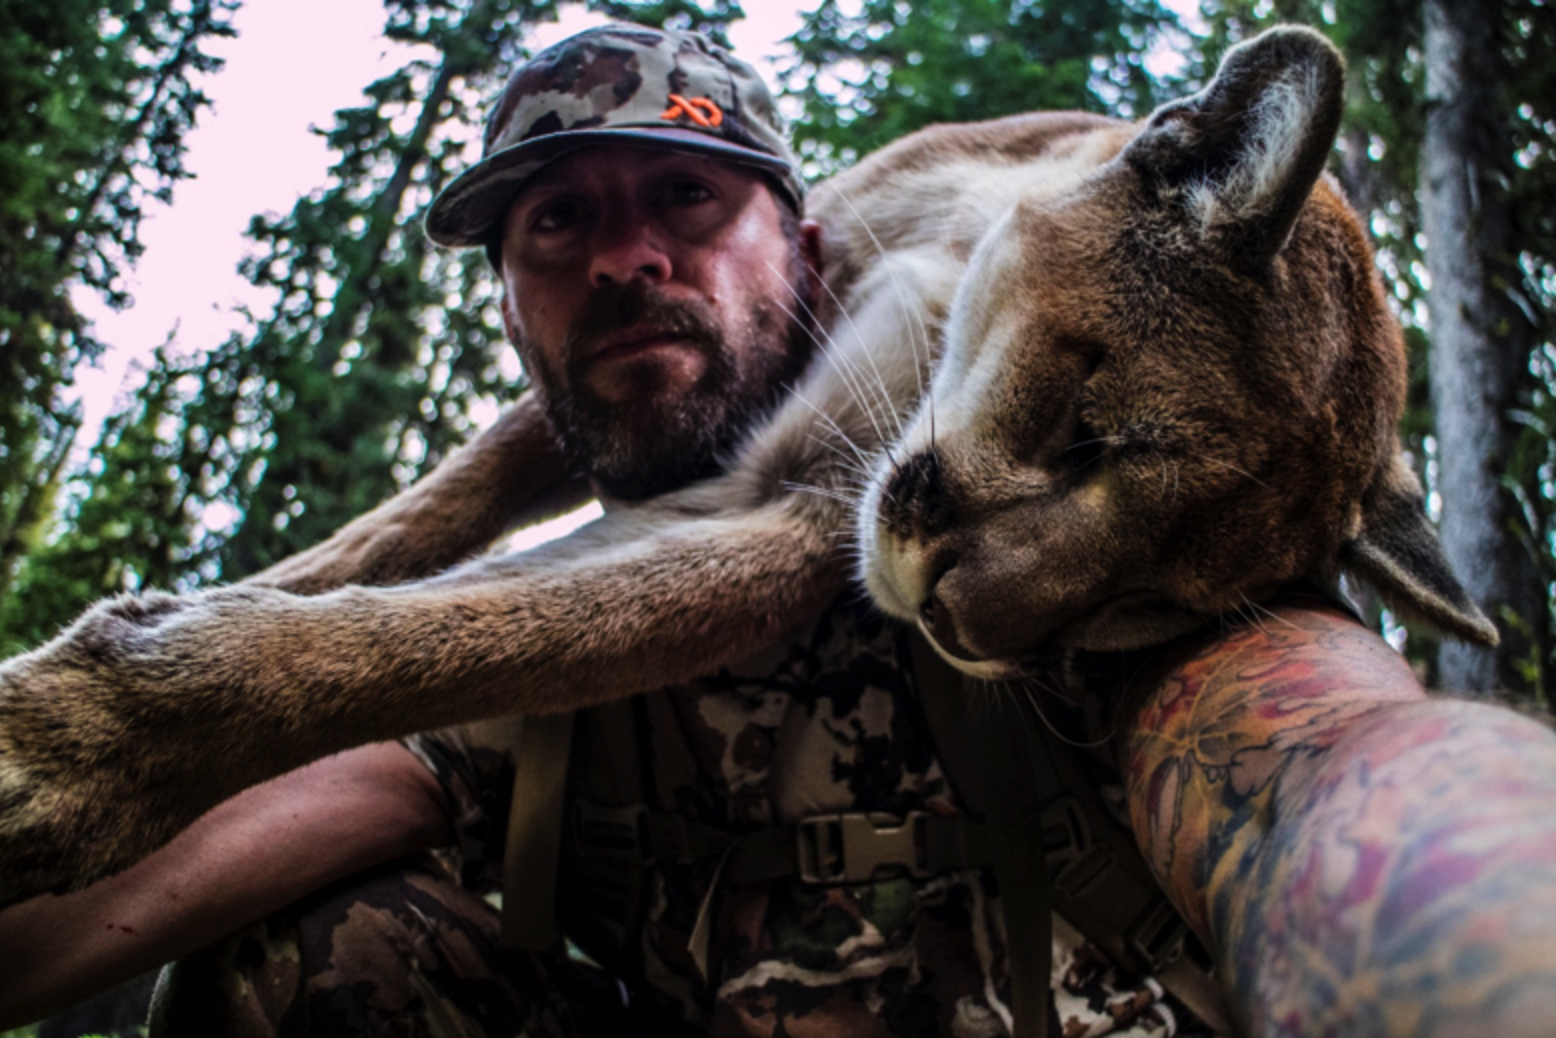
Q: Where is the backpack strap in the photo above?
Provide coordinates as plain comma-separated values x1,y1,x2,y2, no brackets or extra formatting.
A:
905,632,1236,1038
500,710,577,950
908,633,1053,1038
982,703,1058,1038
501,698,654,955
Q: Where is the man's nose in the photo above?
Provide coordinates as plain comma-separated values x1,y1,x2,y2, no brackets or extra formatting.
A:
589,215,672,287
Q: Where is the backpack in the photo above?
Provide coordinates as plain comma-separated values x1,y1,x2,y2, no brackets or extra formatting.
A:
498,629,1235,1038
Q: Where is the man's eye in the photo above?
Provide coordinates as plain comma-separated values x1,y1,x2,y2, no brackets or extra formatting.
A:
667,180,714,206
530,199,585,232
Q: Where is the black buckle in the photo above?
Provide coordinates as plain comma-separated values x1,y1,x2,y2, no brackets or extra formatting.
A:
1127,897,1189,974
797,812,929,884
1128,898,1189,974
1038,797,1091,868
574,801,648,862
1041,796,1116,900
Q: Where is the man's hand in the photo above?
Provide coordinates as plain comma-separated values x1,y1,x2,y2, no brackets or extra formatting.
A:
1123,603,1556,1036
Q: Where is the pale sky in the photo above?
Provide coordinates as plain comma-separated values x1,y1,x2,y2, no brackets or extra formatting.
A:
70,1,812,437
64,1,1198,550
69,0,1197,455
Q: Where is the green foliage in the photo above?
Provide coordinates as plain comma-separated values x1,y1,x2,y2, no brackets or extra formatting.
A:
1501,0,1556,701
589,0,744,45
1,349,204,654
784,0,1184,177
0,0,236,630
7,0,1554,696
186,0,552,578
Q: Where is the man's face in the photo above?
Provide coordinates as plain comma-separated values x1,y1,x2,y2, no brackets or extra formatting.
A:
498,145,818,500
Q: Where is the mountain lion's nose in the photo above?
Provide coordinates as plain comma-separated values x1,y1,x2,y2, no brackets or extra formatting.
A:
918,580,980,663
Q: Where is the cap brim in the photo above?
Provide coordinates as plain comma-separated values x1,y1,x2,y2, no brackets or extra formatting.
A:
425,127,797,248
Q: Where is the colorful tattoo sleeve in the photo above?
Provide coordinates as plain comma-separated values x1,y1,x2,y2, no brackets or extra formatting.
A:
1122,604,1556,1036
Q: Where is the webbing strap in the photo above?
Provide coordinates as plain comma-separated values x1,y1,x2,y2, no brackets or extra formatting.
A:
908,634,1052,1038
907,631,1236,1038
500,710,576,950
1025,715,1237,1036
980,699,1056,1038
575,805,994,883
905,634,990,818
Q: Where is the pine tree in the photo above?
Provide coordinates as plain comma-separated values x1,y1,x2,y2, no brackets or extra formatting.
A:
0,348,203,656
783,0,1183,178
203,0,745,580
206,3,532,577
0,0,236,617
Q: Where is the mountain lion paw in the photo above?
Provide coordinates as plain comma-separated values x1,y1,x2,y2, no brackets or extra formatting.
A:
0,591,225,907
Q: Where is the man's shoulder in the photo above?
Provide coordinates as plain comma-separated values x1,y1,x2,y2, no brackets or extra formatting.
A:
1156,591,1408,697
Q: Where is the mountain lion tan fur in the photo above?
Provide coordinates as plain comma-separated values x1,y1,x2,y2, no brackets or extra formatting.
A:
0,27,1493,908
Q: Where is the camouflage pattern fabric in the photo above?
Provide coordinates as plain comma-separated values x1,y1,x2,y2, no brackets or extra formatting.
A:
425,22,802,247
154,597,1210,1037
150,855,641,1038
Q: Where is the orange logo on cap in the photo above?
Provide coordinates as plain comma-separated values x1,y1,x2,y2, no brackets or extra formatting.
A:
661,94,724,127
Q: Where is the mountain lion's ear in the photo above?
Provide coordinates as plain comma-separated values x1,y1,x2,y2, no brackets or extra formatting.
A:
1123,25,1345,274
1341,456,1499,647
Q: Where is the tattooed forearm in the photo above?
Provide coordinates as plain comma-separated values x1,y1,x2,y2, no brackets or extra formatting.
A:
1122,604,1556,1037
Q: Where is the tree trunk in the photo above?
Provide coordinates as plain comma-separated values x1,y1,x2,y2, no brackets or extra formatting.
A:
1338,123,1381,238
0,411,78,606
1421,0,1544,695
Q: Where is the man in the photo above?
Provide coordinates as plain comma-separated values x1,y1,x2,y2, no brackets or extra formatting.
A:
3,23,1556,1038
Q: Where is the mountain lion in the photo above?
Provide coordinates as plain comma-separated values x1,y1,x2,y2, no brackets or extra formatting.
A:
0,26,1493,908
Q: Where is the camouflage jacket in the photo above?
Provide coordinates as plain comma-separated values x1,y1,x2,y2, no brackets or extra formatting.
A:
407,596,1208,1037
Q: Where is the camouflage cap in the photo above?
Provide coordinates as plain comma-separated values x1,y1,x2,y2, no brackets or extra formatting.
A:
425,23,803,248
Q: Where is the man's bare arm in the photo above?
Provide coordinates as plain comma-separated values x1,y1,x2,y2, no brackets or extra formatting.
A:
0,478,848,907
1122,604,1556,1037
249,391,590,594
0,401,575,1025
0,742,448,1029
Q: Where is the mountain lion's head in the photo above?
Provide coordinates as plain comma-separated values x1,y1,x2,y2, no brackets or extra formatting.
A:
857,27,1496,676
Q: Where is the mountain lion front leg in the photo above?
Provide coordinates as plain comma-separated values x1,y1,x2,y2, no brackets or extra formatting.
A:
250,391,590,595
0,484,847,908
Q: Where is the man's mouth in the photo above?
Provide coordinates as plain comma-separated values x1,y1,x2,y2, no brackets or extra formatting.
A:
589,328,698,365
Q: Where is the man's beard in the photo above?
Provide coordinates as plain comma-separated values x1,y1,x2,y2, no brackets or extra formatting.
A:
522,280,814,501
